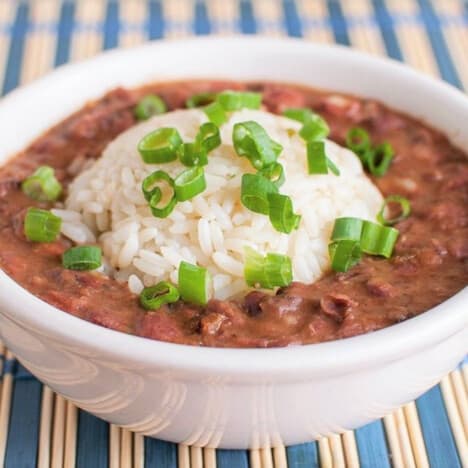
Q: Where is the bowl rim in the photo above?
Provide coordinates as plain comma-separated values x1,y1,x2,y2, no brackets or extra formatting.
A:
0,36,466,379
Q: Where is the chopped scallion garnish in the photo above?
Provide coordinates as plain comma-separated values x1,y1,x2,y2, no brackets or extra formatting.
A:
241,173,278,215
268,193,301,234
134,95,167,121
62,246,102,271
233,121,283,170
140,281,180,310
345,127,371,157
283,108,330,141
244,247,292,289
142,170,177,218
328,216,399,272
204,102,228,126
346,128,394,176
138,127,182,164
360,220,399,258
328,240,362,273
196,122,221,153
24,207,61,242
331,217,363,242
307,141,340,176
178,142,208,167
216,90,262,111
258,162,285,188
174,167,207,201
368,143,394,177
21,166,62,202
377,195,411,226
186,92,217,109
178,261,211,305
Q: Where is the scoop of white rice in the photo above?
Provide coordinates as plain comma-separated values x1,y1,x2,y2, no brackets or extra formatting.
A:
60,109,383,299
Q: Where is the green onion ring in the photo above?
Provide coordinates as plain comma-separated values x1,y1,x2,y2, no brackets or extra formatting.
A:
137,127,182,164
174,167,207,202
134,95,167,120
178,261,211,305
140,281,180,310
24,207,62,243
62,246,102,271
377,195,411,226
21,166,62,202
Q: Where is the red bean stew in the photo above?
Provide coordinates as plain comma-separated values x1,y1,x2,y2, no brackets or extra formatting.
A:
0,81,466,347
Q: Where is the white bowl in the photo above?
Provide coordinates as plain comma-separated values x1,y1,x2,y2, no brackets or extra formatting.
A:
0,37,466,449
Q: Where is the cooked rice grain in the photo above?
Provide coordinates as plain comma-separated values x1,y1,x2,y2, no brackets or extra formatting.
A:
61,109,383,298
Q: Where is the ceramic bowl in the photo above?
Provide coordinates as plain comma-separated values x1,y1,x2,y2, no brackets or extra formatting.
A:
0,37,466,449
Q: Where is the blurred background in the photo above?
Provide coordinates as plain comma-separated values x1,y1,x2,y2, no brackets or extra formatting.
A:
1,0,467,94
0,1,467,468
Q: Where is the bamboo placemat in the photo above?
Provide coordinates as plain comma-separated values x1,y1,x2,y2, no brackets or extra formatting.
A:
0,1,467,467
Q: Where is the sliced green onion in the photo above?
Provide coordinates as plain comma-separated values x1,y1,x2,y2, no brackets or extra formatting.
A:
283,108,313,123
268,193,301,234
307,141,328,174
258,162,285,188
264,253,293,288
328,240,362,273
21,166,62,202
141,170,177,218
377,195,411,226
243,247,292,289
233,121,283,170
345,127,371,156
244,247,266,287
62,246,102,271
139,281,180,310
326,157,340,176
241,173,278,215
174,167,206,201
138,127,182,164
178,261,211,305
360,220,399,258
134,95,167,120
368,142,394,176
216,90,262,111
142,170,173,201
300,118,330,141
24,207,61,242
204,102,228,126
186,92,216,108
283,108,329,141
307,141,340,176
196,122,221,153
331,217,363,242
178,142,208,167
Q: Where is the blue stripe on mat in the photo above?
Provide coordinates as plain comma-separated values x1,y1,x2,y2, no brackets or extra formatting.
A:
283,0,302,37
194,0,210,35
145,439,178,467
2,2,28,95
148,0,164,39
216,449,249,468
239,0,257,34
103,0,119,50
327,0,351,45
354,421,391,468
286,442,319,468
5,364,42,468
416,385,461,468
55,1,74,66
416,0,462,89
76,410,109,468
2,358,16,376
371,0,403,61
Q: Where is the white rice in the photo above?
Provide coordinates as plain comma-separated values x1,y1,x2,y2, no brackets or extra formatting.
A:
59,109,383,298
